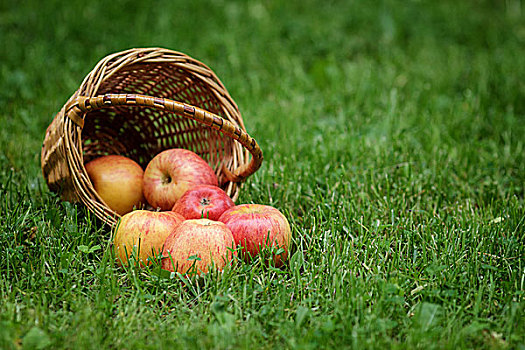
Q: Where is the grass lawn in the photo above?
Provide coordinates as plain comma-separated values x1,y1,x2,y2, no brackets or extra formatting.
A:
1,0,524,348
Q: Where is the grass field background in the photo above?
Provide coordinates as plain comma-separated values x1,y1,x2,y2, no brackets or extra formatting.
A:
1,0,524,348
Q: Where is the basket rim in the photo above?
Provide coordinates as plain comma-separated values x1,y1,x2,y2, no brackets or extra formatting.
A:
66,93,263,180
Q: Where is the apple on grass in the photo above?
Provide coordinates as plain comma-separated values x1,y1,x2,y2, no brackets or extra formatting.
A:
113,210,185,267
161,219,236,276
85,155,146,215
219,204,292,267
172,184,234,221
143,148,219,211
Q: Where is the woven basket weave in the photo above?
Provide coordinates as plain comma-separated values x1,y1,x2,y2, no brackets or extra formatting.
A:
41,47,263,227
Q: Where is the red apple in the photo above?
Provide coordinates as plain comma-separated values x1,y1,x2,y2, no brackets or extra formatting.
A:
219,204,292,267
85,155,146,215
143,149,219,211
172,184,234,221
161,219,236,275
113,210,184,267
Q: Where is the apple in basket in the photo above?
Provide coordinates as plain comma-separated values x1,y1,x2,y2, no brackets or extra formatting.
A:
219,204,292,267
143,149,219,211
172,184,234,221
161,219,237,275
85,155,146,215
113,210,185,267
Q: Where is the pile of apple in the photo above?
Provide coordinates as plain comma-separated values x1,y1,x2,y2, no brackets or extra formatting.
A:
85,148,291,275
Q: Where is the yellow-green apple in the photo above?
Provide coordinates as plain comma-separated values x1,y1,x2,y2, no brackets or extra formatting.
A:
85,155,146,215
218,204,291,267
172,184,234,221
143,149,218,211
161,219,236,275
113,210,184,267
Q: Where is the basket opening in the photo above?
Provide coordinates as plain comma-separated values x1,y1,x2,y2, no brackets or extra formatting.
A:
81,105,234,174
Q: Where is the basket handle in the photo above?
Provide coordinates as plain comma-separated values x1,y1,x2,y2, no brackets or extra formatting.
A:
65,93,263,182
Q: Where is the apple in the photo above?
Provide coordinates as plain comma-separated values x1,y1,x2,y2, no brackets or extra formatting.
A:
85,155,146,215
172,184,234,221
113,210,185,267
143,149,219,211
161,219,236,275
218,204,292,267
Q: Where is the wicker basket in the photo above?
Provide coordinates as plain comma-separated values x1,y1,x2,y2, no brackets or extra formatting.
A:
41,47,263,227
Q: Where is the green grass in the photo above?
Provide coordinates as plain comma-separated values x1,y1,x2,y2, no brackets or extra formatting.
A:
1,0,524,348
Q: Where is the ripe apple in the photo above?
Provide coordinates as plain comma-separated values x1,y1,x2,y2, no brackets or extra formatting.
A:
218,204,292,267
161,219,236,275
143,149,219,211
172,184,234,221
113,210,184,267
85,155,146,215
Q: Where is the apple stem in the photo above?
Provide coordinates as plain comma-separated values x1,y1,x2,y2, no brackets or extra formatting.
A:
162,175,172,185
